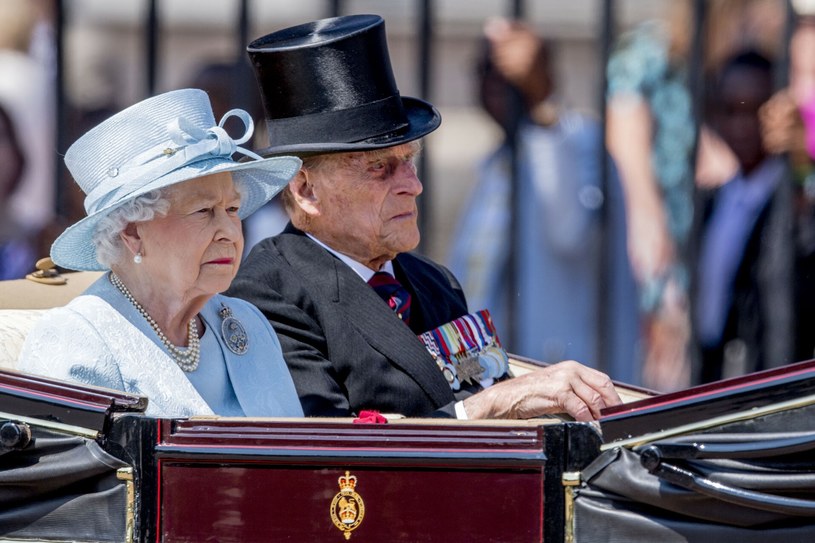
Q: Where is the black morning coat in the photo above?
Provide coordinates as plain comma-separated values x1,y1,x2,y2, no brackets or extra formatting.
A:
226,223,476,418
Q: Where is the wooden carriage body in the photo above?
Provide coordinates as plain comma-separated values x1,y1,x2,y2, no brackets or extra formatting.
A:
1,359,815,542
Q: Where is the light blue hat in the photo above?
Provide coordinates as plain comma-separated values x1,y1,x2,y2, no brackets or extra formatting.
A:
51,88,301,271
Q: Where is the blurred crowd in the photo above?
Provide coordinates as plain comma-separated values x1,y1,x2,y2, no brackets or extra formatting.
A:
0,0,55,279
2,0,814,391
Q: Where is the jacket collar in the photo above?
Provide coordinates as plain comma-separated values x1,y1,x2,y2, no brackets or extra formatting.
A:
279,225,455,407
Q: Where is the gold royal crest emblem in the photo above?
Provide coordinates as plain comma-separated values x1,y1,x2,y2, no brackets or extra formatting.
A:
330,471,365,539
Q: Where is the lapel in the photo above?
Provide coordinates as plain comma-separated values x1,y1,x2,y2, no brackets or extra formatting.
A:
394,254,446,332
202,297,303,417
280,229,455,407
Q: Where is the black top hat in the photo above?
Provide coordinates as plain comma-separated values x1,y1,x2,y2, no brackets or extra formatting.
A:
247,14,441,156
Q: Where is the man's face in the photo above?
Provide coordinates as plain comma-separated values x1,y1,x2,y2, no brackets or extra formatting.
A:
305,142,423,269
713,65,773,175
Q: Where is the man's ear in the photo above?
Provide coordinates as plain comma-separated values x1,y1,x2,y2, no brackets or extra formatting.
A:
120,223,143,259
288,169,320,216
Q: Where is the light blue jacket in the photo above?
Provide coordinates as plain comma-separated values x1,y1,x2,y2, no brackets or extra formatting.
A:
18,274,304,418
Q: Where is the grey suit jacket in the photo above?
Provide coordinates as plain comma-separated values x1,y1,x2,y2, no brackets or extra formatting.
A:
227,224,472,417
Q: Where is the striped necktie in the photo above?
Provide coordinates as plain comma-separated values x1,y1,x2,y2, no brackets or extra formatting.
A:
368,271,412,325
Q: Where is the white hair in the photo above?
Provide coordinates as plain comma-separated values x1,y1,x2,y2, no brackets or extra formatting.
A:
92,190,170,269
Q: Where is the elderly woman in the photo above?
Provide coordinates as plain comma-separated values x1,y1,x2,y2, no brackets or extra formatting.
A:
18,89,304,418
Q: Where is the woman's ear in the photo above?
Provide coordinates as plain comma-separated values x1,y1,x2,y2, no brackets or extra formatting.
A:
288,169,320,216
120,223,143,259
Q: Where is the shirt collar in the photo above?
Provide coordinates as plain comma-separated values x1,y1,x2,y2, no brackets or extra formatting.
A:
305,233,395,282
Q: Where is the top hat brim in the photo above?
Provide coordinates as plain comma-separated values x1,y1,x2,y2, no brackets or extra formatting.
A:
254,96,441,157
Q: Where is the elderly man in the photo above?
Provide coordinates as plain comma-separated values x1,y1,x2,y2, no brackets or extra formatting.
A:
228,14,620,419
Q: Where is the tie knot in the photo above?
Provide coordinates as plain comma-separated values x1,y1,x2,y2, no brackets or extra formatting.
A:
368,272,412,324
368,271,400,288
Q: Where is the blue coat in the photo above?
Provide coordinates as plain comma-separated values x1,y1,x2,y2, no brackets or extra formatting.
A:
18,274,303,418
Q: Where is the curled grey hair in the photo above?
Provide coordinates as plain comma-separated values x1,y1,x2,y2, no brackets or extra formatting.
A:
92,178,250,268
93,190,170,269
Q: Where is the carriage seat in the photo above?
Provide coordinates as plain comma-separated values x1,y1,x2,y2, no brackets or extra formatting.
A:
0,259,103,370
0,309,48,370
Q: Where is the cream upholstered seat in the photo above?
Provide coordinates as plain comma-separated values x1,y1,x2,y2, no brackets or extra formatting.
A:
0,259,102,310
0,259,103,370
0,309,47,370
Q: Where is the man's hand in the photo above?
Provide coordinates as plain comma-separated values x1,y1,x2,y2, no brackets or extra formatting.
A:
759,89,804,155
462,360,622,421
483,17,551,109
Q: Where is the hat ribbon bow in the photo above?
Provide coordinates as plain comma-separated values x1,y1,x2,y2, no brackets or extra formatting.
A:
85,109,263,214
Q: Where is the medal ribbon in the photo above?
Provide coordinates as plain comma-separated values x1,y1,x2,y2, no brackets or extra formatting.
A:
415,309,509,391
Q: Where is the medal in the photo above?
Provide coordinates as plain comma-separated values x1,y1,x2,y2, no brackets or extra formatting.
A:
416,309,508,391
454,354,485,385
419,329,461,390
478,344,509,379
219,303,248,355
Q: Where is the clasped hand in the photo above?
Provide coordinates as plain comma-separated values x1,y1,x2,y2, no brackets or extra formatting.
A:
462,360,622,421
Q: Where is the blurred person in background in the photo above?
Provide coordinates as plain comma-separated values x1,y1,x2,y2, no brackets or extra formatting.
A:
760,8,815,363
761,13,815,164
605,0,785,390
695,50,799,382
0,101,35,279
448,18,639,383
0,0,56,263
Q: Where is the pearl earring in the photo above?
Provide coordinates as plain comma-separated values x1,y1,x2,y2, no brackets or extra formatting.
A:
133,252,143,264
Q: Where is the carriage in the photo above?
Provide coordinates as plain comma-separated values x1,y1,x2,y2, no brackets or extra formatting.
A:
1,266,814,542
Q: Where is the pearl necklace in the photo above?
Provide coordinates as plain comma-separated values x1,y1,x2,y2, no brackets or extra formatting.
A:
110,273,201,372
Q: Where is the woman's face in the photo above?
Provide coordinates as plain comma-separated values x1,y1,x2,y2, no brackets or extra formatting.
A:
135,171,244,299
